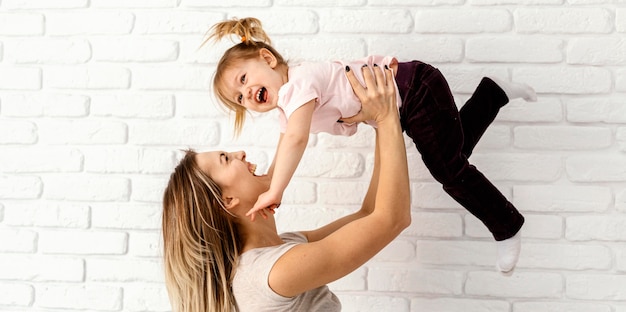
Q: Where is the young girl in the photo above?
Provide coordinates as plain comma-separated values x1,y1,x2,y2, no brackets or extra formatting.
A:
207,17,537,273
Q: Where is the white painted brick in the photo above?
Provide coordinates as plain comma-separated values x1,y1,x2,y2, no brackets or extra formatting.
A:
133,66,210,90
327,267,366,291
568,38,626,65
566,155,626,182
337,295,409,312
514,8,612,34
185,0,271,6
566,274,626,300
84,148,177,174
39,230,127,254
229,10,318,35
0,147,82,172
617,127,626,152
175,93,225,119
0,255,83,281
371,37,464,63
467,36,563,63
38,120,127,144
92,203,161,230
440,66,509,93
0,13,43,35
130,120,219,146
372,0,461,4
298,151,364,178
0,283,33,306
415,9,511,33
514,66,611,94
92,0,178,7
44,176,130,201
514,126,611,150
472,0,561,4
37,284,122,310
273,37,366,63
134,11,221,34
219,114,283,148
619,8,626,32
318,126,375,149
131,176,169,202
124,283,171,312
415,240,495,267
5,39,91,64
91,38,178,62
129,231,161,257
615,245,626,272
473,125,511,150
619,69,626,92
465,213,561,239
514,185,611,213
3,0,88,8
412,298,509,312
368,266,464,294
466,271,563,298
45,66,130,89
471,153,561,181
372,239,416,262
0,67,41,90
497,97,563,123
275,206,352,233
411,183,462,209
618,189,626,212
319,181,367,205
0,120,37,143
0,176,42,199
567,97,626,123
0,228,36,252
518,243,610,270
2,93,89,117
566,215,626,241
2,202,89,228
404,212,463,238
320,9,413,33
87,258,163,282
282,180,317,205
46,12,134,35
514,302,612,312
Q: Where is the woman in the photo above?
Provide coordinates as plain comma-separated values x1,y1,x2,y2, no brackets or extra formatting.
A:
162,64,410,311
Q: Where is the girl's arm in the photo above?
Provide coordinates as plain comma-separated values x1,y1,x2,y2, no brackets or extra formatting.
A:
269,64,411,297
246,99,316,220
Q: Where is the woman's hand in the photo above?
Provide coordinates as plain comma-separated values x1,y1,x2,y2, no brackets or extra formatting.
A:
340,64,398,125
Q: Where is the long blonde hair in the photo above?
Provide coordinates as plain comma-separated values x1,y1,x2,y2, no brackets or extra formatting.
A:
205,17,287,136
162,149,241,312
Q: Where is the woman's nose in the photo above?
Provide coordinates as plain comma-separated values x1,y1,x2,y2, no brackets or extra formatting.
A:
233,151,246,160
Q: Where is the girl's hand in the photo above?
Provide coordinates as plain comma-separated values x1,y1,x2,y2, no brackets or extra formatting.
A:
247,190,282,221
340,64,397,125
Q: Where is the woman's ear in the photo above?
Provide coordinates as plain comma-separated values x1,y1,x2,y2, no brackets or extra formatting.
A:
222,196,240,210
259,48,278,68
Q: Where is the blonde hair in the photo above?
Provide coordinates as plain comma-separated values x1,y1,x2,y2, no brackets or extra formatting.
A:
206,17,287,136
162,149,241,312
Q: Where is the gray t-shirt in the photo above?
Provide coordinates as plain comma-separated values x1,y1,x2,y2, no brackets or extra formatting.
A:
233,232,342,312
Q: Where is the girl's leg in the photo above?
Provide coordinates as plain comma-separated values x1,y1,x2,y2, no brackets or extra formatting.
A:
396,61,524,272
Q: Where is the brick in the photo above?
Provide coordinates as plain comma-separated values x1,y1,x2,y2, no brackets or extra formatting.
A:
415,9,511,33
368,266,464,294
84,148,177,174
618,189,626,212
131,176,169,202
514,302,612,312
415,240,495,267
133,66,210,90
567,97,626,123
92,203,161,230
2,0,88,8
471,153,561,181
91,38,178,62
91,94,173,119
275,206,352,232
134,11,222,34
44,176,130,201
298,150,364,178
321,9,412,33
514,66,611,94
87,258,163,282
473,125,511,150
619,68,626,92
124,283,171,311
568,38,626,65
465,213,561,239
46,12,134,35
319,181,367,205
411,182,464,208
566,274,626,300
566,155,626,182
371,37,464,63
5,39,91,64
175,93,225,119
92,0,178,7
615,245,626,272
472,0,560,4
0,147,82,173
0,67,41,90
467,37,563,63
318,126,375,149
2,202,89,228
372,0,461,4
0,176,42,199
617,127,626,152
38,120,127,144
37,284,122,310
466,271,562,298
514,185,611,213
338,295,409,312
129,120,219,145
404,212,463,238
282,180,316,205
372,239,416,262
566,215,626,241
514,126,611,150
0,255,84,281
45,66,130,89
0,13,43,35
274,37,367,62
515,8,612,34
327,267,366,291
497,98,562,123
616,8,626,33
228,10,318,35
0,283,33,306
128,231,161,257
439,66,509,93
412,298,509,312
0,120,37,143
518,243,610,270
2,93,89,117
0,228,36,252
39,230,127,254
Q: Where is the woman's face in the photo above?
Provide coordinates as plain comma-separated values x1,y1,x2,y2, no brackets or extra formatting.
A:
195,151,269,208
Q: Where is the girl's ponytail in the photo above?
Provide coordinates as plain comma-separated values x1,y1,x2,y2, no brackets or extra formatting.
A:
206,17,271,46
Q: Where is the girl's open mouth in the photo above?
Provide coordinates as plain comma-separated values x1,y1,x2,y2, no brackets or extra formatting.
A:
256,87,267,103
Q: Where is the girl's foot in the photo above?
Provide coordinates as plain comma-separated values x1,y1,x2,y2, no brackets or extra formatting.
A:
496,232,521,273
489,77,537,102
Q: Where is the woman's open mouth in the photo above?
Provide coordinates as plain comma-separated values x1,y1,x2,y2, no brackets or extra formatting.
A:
256,87,267,103
248,162,257,175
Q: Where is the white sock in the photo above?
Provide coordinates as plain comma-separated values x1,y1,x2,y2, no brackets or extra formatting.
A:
489,77,537,102
496,232,521,273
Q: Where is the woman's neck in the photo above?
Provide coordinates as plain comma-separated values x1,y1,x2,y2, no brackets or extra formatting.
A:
238,216,284,253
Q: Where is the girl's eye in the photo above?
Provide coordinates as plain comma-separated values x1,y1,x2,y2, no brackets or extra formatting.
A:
240,74,246,84
237,94,243,104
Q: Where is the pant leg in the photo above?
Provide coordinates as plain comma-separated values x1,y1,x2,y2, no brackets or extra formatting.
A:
396,61,524,241
459,77,509,158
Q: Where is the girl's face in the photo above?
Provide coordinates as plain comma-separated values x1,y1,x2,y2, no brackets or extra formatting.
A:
221,48,287,113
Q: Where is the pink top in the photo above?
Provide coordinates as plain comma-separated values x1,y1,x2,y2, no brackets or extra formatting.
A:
277,55,402,136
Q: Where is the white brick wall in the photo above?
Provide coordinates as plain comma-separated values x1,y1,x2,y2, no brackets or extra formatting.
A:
0,1,624,311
